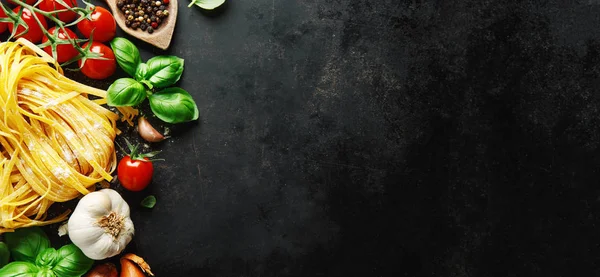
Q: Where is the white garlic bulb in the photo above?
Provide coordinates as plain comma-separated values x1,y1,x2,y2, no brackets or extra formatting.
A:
68,189,134,260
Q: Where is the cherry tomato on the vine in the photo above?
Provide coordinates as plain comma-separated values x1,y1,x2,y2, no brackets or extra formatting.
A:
39,0,78,23
76,7,116,43
42,27,79,63
0,9,7,34
118,156,154,191
78,42,116,80
7,0,37,5
8,7,48,43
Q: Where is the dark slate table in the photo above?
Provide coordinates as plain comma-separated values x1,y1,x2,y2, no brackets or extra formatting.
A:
54,0,600,276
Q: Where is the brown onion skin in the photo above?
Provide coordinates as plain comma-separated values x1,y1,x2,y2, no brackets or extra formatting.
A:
84,263,118,277
137,116,165,143
120,258,146,277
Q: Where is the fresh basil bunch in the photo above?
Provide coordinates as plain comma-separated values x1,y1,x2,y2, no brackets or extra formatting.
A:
108,37,199,124
0,227,93,277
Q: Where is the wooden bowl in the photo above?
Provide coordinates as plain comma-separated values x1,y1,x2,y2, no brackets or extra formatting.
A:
103,0,178,50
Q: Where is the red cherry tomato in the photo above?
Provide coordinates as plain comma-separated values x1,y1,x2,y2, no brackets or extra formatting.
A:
117,156,154,191
7,0,36,5
8,7,48,43
0,9,7,34
78,42,116,80
76,7,116,43
39,0,78,23
42,27,79,63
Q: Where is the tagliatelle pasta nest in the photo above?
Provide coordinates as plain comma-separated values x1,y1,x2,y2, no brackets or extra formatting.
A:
0,39,136,233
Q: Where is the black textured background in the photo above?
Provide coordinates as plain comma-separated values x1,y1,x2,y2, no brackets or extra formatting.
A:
57,0,600,276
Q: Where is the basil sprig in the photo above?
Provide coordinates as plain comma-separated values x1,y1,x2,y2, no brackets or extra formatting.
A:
107,37,199,124
0,227,92,277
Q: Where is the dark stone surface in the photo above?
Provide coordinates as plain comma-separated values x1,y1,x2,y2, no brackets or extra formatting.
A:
51,0,600,276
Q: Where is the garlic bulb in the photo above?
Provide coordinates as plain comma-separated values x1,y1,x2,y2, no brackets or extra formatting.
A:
68,189,134,260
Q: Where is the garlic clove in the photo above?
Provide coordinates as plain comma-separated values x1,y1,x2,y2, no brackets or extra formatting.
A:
137,117,165,143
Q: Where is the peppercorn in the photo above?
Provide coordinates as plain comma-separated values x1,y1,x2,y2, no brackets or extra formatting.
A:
119,0,167,32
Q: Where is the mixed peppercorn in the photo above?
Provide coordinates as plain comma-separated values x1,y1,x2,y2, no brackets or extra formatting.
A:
117,0,170,34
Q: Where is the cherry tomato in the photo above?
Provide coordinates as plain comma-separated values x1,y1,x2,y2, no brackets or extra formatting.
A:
39,0,78,23
42,27,79,63
76,7,116,43
8,7,48,43
78,42,116,80
7,0,37,5
0,9,7,34
117,156,154,191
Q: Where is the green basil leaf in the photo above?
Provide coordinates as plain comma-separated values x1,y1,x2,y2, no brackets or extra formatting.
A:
110,37,142,77
107,78,147,107
145,56,184,89
188,0,226,9
135,63,149,82
35,248,58,268
5,227,50,263
37,269,55,277
141,195,157,208
0,242,10,267
0,261,39,277
148,87,199,123
52,244,93,277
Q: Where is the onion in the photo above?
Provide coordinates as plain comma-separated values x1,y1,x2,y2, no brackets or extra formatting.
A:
137,117,165,142
120,259,145,277
120,253,154,277
84,263,118,277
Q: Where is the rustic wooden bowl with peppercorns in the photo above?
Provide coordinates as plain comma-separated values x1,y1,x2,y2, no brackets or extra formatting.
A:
105,0,177,49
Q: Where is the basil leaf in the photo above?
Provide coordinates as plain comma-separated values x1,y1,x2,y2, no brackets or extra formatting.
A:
52,244,93,277
145,56,184,89
141,195,157,208
5,227,50,263
149,87,199,123
135,63,149,82
0,242,9,268
35,248,58,268
0,261,39,277
110,37,141,77
107,78,147,107
188,0,226,9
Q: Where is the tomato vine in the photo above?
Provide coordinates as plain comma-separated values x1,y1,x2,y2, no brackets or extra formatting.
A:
0,0,107,67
